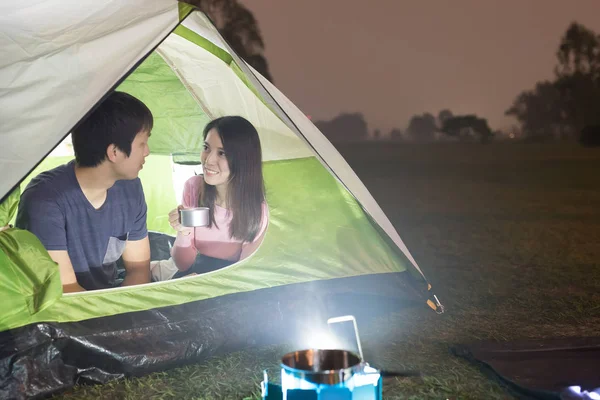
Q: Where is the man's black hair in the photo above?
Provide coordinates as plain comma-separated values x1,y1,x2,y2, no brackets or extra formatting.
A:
72,91,153,167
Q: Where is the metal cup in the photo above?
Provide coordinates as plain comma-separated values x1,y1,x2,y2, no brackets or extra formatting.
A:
179,207,209,227
281,348,363,385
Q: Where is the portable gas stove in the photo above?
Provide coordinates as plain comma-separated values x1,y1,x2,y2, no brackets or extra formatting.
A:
261,316,386,400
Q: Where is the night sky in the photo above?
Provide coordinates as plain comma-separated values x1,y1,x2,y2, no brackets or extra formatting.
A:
240,0,600,135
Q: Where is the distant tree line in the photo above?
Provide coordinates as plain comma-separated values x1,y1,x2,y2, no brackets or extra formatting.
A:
314,113,369,142
312,22,600,146
315,110,493,144
405,110,493,143
506,22,600,145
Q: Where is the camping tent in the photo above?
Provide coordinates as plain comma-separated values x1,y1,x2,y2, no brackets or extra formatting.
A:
0,1,443,398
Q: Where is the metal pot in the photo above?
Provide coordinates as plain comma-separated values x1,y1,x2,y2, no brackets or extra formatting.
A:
281,348,363,385
179,207,209,227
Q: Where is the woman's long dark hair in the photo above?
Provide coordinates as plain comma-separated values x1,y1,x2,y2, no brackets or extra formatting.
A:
200,116,265,242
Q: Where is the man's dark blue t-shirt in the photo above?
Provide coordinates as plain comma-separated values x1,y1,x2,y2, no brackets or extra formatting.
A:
16,161,148,290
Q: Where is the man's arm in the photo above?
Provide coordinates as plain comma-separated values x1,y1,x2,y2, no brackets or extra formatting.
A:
18,192,85,293
47,250,86,293
121,236,151,287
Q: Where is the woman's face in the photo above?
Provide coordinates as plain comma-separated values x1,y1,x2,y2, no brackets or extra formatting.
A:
201,129,231,188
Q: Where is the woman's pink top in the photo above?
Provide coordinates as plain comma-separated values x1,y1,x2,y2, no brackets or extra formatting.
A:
171,175,268,270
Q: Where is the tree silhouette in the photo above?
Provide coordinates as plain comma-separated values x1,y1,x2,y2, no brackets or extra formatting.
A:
314,113,369,142
505,81,569,140
556,22,600,77
407,113,437,142
506,22,600,141
389,128,403,141
442,115,493,143
437,109,453,127
191,0,274,82
554,22,600,132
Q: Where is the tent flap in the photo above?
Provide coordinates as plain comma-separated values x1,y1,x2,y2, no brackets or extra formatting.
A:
0,0,180,203
0,229,62,329
0,187,19,227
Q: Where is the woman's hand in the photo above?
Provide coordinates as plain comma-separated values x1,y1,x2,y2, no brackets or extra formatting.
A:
169,205,193,236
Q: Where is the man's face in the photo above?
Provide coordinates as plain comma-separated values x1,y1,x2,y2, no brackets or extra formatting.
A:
114,130,150,180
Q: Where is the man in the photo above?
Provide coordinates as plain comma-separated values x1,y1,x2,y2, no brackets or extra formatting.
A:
16,91,153,293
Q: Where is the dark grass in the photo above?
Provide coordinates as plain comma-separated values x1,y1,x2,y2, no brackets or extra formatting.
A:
54,142,600,399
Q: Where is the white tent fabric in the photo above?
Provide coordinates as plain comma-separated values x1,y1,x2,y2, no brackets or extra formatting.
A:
157,33,312,161
181,12,229,54
0,0,180,200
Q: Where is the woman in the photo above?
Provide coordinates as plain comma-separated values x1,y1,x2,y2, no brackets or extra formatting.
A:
167,116,268,276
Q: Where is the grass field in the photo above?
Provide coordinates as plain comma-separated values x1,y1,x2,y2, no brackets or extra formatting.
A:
55,142,600,399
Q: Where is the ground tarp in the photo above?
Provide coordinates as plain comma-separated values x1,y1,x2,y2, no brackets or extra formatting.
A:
452,337,600,400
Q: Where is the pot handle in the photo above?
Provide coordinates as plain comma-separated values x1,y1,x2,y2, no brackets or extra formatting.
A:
327,315,364,360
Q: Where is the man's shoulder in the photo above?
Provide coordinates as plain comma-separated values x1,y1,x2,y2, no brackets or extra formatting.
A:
21,162,75,202
16,163,75,229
